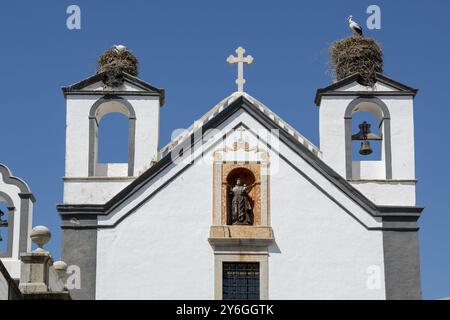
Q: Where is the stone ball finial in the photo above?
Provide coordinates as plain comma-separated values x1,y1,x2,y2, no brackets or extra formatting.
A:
30,225,51,253
53,261,68,288
97,44,139,87
53,260,68,271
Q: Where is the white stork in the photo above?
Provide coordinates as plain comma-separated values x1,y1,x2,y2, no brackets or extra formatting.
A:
347,15,363,36
113,44,127,53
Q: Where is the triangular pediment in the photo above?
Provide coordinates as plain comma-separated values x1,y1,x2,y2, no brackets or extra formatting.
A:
62,71,165,105
315,73,418,105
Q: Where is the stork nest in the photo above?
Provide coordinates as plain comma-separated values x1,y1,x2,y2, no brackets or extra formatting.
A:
97,48,139,87
330,36,383,86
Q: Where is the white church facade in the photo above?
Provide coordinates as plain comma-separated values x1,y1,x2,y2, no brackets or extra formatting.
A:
56,46,423,300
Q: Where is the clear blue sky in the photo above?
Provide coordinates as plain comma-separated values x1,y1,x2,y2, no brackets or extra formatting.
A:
0,1,448,299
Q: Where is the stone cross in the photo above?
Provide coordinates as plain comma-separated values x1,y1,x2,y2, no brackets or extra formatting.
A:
237,126,246,139
227,47,254,92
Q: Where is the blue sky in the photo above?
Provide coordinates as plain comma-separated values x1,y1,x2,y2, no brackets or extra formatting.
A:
0,1,449,299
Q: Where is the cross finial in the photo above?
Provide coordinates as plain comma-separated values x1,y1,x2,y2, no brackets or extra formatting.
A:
237,126,246,139
227,47,254,92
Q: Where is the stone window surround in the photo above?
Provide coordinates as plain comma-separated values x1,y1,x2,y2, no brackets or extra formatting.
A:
214,250,269,300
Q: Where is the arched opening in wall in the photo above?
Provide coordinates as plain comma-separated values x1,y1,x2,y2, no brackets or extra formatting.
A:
0,202,9,254
345,97,392,180
89,97,136,177
98,112,129,164
351,112,382,161
226,167,256,226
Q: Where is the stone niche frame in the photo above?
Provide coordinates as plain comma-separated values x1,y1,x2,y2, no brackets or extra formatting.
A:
222,163,261,227
209,134,273,241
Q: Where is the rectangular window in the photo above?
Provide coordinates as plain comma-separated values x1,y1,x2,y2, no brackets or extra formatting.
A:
222,262,260,300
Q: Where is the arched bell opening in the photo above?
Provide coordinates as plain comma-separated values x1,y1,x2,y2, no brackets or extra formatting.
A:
97,112,130,164
89,96,136,177
0,192,14,258
351,112,382,161
345,97,392,180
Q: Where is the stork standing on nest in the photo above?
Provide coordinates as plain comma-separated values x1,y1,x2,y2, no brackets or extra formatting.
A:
347,15,363,36
113,44,127,53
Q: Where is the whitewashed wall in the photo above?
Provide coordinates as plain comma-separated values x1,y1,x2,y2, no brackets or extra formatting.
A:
269,160,385,299
95,111,386,299
63,178,133,204
0,270,8,300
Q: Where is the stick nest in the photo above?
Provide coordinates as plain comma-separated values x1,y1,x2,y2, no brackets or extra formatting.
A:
330,36,383,86
97,48,139,87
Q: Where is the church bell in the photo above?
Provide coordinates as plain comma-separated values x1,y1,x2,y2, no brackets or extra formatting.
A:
351,121,381,156
0,209,7,227
0,210,3,242
359,140,373,155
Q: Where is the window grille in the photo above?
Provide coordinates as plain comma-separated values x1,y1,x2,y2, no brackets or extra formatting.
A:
222,262,260,300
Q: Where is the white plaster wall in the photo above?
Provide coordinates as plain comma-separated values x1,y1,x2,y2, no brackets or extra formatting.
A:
269,161,385,299
128,97,160,175
0,271,8,300
84,81,145,92
96,160,214,300
96,111,386,299
65,95,96,177
339,81,396,92
95,163,128,177
0,259,20,281
387,96,415,180
63,178,133,204
352,161,385,180
350,181,416,206
319,96,353,177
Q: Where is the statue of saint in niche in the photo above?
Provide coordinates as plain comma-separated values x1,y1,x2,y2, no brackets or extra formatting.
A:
228,178,256,225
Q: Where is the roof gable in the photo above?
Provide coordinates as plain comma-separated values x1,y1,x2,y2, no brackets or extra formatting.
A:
154,92,321,165
315,73,418,105
62,71,165,105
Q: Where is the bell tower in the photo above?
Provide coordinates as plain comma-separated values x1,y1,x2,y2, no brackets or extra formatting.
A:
316,36,418,205
316,78,417,182
61,45,165,204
